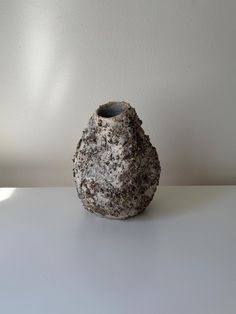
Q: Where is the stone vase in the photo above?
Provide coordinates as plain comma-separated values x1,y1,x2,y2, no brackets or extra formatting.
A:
73,101,161,219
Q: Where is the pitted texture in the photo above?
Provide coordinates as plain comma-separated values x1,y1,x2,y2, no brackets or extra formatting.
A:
73,102,161,219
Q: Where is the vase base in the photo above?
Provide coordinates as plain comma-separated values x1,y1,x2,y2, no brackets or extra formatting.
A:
85,207,146,220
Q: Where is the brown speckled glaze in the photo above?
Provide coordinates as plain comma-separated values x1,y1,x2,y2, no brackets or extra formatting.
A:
73,101,161,219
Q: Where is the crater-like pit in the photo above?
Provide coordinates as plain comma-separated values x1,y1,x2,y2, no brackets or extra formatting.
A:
97,102,127,118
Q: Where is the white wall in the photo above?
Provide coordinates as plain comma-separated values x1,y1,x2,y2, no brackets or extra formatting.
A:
1,0,236,186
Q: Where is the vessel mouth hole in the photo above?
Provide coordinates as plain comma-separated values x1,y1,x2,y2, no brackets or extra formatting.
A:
97,102,127,118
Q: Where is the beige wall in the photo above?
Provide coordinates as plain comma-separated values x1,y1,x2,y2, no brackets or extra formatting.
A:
1,0,236,186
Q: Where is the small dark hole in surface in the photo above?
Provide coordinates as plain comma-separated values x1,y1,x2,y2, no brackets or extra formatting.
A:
97,102,127,118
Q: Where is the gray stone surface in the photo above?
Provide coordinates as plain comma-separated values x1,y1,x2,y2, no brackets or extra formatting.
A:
73,101,161,219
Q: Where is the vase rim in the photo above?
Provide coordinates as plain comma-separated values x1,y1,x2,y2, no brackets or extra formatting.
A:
96,101,130,119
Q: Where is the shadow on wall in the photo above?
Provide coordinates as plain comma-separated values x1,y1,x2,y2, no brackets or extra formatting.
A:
144,84,236,185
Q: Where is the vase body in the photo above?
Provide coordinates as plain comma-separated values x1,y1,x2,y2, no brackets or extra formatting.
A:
73,101,161,219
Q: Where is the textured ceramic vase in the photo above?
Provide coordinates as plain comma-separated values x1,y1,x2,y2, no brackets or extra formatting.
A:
73,101,161,219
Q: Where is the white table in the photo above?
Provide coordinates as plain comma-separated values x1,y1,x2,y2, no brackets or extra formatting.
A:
0,187,235,314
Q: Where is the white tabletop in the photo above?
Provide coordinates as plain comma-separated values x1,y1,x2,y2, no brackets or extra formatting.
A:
0,187,235,314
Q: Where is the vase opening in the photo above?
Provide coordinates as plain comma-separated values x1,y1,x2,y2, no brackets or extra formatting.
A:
97,102,127,118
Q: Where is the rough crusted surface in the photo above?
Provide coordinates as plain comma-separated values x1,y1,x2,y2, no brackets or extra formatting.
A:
73,102,161,219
